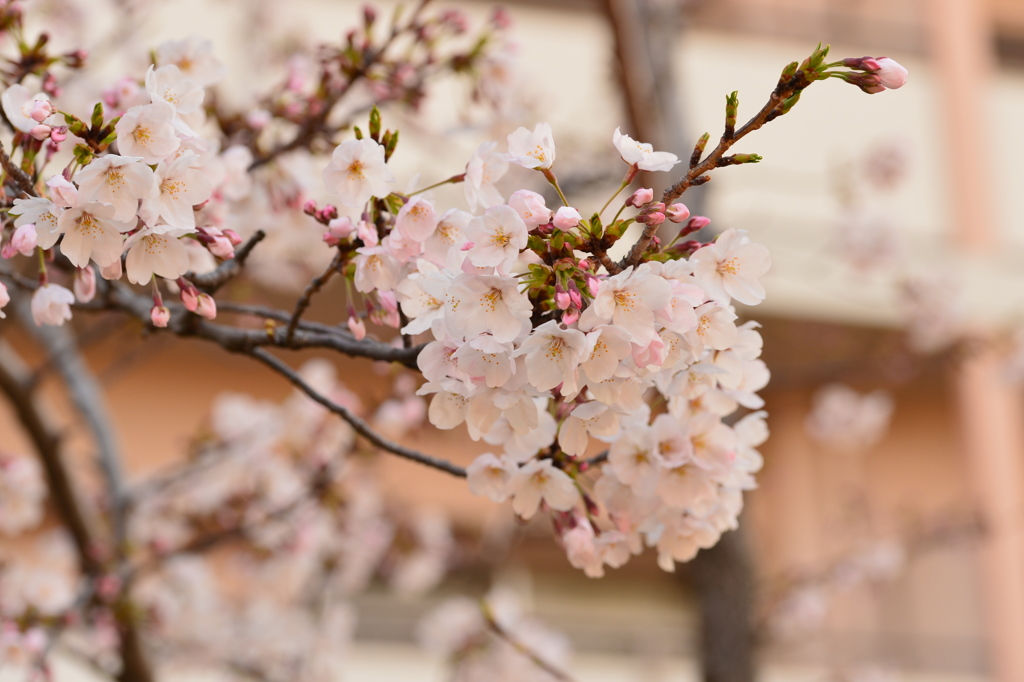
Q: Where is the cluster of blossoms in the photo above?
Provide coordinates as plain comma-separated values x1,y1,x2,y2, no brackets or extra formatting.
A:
309,115,774,575
0,37,249,325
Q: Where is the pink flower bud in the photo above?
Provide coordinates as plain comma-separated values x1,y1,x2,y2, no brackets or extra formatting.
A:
29,124,51,141
180,284,198,312
49,125,67,143
348,314,366,340
568,281,583,308
11,223,36,255
874,57,908,89
29,100,53,122
585,273,600,297
195,293,217,320
303,199,318,215
378,290,399,313
323,232,340,247
665,203,691,223
561,307,579,325
554,284,570,310
73,266,96,303
328,216,355,240
641,211,665,227
150,305,170,327
508,189,552,228
100,258,122,280
627,188,654,208
0,281,9,318
246,108,271,130
553,206,582,230
208,235,235,259
222,229,243,246
0,243,15,259
683,215,711,235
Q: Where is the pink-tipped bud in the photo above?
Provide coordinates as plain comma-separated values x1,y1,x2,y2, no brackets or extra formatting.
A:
627,187,654,208
323,232,340,247
49,125,66,143
328,216,355,240
874,57,908,89
150,305,170,327
180,284,199,312
316,205,338,223
303,199,318,216
585,273,600,297
567,281,583,308
553,206,582,230
11,223,36,255
245,108,271,130
0,242,15,259
195,293,217,320
640,211,665,227
29,100,53,122
682,215,711,236
222,229,243,246
348,314,366,340
666,203,691,223
577,258,592,271
561,307,580,325
378,290,399,313
207,234,235,260
29,124,51,141
100,258,122,281
554,284,571,310
73,266,96,303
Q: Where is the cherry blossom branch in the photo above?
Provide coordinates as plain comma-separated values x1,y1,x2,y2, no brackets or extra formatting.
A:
247,346,467,477
0,140,36,195
247,0,429,170
285,249,343,342
619,69,813,271
188,229,266,293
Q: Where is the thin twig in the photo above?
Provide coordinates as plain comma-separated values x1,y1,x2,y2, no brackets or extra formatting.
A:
481,600,575,681
248,347,467,478
285,250,343,342
188,230,267,292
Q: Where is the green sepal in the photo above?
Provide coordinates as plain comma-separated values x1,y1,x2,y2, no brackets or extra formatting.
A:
353,126,363,140
72,143,93,165
384,193,404,215
90,102,104,130
368,106,381,141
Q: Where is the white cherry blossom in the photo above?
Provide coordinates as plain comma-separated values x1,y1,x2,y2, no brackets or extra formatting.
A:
31,283,75,326
115,102,181,163
690,228,771,306
508,458,579,519
323,138,395,208
466,453,516,502
141,153,214,230
10,197,62,249
465,204,528,273
507,122,555,170
515,320,587,394
124,224,193,284
445,272,532,343
145,64,204,115
612,127,680,172
57,203,135,268
464,140,508,211
74,155,156,222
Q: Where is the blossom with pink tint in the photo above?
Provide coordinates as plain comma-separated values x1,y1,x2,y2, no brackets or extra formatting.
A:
515,320,587,395
507,122,556,170
690,228,771,306
31,283,75,326
115,102,181,163
1,84,54,134
145,64,205,115
508,458,579,519
466,452,516,502
141,153,214,231
445,272,532,343
465,204,528,273
506,189,551,229
0,281,8,319
627,187,654,208
155,37,226,87
323,138,395,208
578,264,672,345
612,127,680,172
395,195,437,242
57,203,135,268
75,154,156,222
464,140,509,211
124,224,193,284
10,196,62,249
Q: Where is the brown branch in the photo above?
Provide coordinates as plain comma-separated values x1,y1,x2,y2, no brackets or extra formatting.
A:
248,347,467,478
285,250,343,342
188,229,267,293
0,140,36,196
480,600,575,681
618,71,812,271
